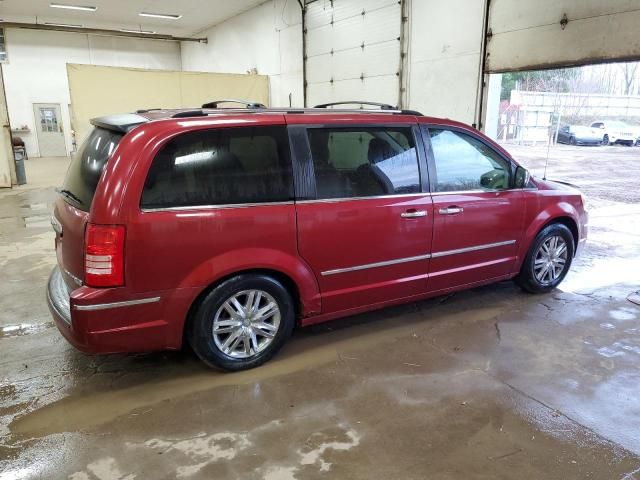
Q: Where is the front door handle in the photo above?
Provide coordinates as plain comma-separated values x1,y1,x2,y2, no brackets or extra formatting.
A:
439,206,464,215
401,209,427,218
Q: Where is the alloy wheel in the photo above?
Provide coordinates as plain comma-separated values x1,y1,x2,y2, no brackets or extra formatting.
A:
533,235,568,285
212,289,281,358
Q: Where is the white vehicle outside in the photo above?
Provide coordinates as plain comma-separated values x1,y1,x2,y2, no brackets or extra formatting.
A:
590,120,636,146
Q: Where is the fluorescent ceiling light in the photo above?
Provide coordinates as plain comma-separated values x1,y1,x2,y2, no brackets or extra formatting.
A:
175,151,214,165
139,12,182,20
45,22,84,28
120,28,157,34
50,3,97,11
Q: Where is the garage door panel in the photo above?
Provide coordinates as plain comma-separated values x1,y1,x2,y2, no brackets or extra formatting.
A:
487,0,640,72
305,0,398,29
489,0,640,34
307,42,400,83
487,9,640,72
305,0,401,106
306,7,400,57
409,54,480,121
307,76,399,108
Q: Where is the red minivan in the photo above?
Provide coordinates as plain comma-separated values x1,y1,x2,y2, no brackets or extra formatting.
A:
47,101,588,371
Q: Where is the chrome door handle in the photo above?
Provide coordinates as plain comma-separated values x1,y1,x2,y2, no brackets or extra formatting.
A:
401,210,427,218
439,207,464,215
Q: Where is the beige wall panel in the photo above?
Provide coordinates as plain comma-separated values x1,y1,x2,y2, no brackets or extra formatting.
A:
67,64,269,144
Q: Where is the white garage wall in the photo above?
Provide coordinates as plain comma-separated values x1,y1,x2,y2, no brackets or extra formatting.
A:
406,0,485,125
180,0,303,108
2,28,181,158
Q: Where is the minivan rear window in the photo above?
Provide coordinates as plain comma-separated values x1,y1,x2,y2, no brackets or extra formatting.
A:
140,126,293,209
61,127,123,211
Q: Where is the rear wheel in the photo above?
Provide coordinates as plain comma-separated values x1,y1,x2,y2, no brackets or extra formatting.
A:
188,274,295,371
602,134,609,146
516,223,574,294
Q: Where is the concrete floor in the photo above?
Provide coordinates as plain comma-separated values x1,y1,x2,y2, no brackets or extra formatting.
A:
1,146,640,479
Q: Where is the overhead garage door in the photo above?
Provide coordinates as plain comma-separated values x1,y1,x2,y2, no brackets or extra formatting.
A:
486,0,640,73
305,0,402,107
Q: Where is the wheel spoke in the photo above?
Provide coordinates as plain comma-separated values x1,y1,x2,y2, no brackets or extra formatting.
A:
221,329,242,352
244,335,251,355
253,322,277,338
224,298,244,319
251,291,262,314
556,243,567,257
536,264,549,282
213,325,240,334
250,330,259,352
244,291,256,313
255,302,278,320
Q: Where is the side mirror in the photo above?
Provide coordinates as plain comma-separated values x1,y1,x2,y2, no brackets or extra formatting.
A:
514,165,530,188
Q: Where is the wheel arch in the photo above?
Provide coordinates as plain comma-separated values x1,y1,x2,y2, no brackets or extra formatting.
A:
515,208,580,274
182,266,318,348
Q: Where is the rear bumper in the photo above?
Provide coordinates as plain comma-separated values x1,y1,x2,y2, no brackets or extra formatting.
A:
47,266,198,354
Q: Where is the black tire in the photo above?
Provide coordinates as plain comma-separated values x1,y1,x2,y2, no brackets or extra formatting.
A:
515,223,575,294
602,134,609,146
569,136,577,145
188,274,295,371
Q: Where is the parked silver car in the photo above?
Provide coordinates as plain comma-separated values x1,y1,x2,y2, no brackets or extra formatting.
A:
556,125,601,146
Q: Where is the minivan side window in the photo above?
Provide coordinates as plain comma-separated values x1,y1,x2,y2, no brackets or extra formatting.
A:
141,126,293,209
428,129,511,192
307,127,420,199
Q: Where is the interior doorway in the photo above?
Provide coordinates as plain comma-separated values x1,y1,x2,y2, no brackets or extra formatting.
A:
33,103,66,157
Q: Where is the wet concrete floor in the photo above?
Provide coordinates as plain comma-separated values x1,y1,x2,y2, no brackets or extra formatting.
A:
1,147,640,479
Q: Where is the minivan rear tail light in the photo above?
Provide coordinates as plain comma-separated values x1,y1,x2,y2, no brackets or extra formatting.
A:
84,224,125,287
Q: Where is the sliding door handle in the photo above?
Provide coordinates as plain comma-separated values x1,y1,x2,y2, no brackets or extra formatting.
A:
401,209,427,218
439,206,464,215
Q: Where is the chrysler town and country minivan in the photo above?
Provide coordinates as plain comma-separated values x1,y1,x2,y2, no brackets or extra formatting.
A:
47,101,588,371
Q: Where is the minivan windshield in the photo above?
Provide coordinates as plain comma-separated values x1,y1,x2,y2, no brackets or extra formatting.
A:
61,127,123,211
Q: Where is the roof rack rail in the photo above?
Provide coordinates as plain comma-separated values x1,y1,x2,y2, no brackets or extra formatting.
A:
171,110,208,118
201,99,266,109
314,101,396,110
135,108,162,114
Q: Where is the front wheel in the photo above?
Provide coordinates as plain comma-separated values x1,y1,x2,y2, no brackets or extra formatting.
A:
569,136,577,145
188,274,295,371
602,134,609,146
516,223,574,293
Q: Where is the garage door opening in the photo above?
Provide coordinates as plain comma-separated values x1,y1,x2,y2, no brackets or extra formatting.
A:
484,62,640,186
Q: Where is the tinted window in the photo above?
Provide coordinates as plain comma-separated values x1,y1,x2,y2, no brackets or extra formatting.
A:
429,129,511,192
141,126,292,209
308,127,420,199
62,127,123,211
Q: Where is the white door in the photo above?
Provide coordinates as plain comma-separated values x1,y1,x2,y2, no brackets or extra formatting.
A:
304,0,402,107
33,103,67,157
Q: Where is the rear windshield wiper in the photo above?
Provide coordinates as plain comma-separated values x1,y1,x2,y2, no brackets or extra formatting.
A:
56,188,84,205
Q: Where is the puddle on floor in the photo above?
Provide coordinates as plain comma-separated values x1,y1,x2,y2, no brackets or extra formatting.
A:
0,322,54,339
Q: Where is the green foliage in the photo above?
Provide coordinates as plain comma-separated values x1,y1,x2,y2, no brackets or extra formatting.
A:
500,68,581,101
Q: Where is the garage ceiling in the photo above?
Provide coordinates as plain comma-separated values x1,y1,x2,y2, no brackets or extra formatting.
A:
0,0,266,37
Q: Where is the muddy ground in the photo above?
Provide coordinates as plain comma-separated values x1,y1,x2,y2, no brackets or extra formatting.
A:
1,144,639,479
